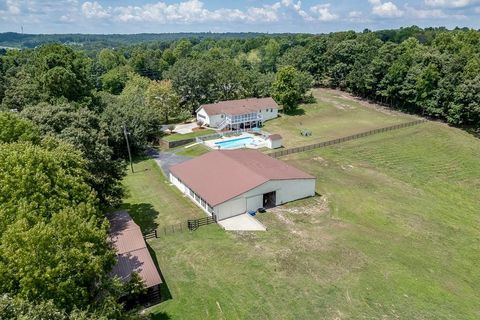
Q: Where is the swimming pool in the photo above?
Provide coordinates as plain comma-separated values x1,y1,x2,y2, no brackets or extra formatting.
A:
215,136,254,149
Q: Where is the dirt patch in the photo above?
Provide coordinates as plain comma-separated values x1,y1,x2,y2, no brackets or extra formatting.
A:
318,96,356,111
341,164,355,170
317,88,417,118
270,196,331,235
191,127,206,132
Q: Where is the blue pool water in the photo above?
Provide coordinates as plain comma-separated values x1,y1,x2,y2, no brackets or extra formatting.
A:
215,136,254,149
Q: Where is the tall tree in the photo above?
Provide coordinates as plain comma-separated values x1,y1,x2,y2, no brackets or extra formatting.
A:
146,79,181,123
21,103,125,207
272,66,302,113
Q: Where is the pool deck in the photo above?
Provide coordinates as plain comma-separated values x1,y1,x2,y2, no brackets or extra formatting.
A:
204,132,267,150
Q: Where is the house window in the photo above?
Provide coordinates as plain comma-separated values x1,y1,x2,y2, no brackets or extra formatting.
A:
189,189,194,197
208,205,214,214
198,114,206,119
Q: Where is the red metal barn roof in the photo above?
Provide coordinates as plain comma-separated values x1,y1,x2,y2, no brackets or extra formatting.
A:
198,97,279,116
170,150,315,206
108,211,162,289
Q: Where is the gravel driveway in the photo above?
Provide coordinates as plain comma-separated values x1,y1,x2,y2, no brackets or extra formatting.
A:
146,148,191,177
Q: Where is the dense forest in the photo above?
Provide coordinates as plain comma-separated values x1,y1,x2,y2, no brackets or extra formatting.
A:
0,26,479,318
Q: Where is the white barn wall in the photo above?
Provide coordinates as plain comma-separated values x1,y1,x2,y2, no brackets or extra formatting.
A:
214,178,316,220
171,172,315,221
169,173,213,216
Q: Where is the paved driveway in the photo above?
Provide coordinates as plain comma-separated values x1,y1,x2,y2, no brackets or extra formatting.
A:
218,213,267,231
174,122,199,134
146,148,191,177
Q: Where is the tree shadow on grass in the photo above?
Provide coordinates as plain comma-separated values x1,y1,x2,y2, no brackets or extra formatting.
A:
150,312,172,320
282,107,306,116
147,242,173,320
121,203,159,234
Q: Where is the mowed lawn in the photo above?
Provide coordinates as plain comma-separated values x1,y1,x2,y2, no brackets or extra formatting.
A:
263,88,416,148
121,158,203,230
121,92,480,319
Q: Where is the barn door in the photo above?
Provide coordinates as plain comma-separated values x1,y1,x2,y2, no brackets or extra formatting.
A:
263,191,276,208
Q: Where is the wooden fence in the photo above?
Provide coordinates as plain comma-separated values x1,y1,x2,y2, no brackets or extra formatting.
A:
187,216,217,231
268,119,427,158
143,215,217,239
143,221,187,239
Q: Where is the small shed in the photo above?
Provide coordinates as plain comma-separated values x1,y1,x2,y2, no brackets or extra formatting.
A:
108,210,162,304
266,134,283,149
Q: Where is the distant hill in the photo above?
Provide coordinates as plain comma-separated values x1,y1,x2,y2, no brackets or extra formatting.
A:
0,32,294,49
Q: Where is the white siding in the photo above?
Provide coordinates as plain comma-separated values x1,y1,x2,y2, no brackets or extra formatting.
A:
196,108,210,126
214,178,315,220
196,107,224,128
170,173,186,193
209,114,224,128
215,198,245,220
266,138,282,149
259,107,278,122
246,195,263,212
170,173,214,216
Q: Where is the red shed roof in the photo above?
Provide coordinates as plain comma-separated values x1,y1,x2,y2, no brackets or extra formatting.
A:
198,97,279,116
170,150,314,206
108,211,162,289
268,134,283,141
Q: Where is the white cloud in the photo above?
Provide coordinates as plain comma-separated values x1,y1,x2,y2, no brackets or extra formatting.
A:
347,10,371,22
406,7,446,18
81,0,282,23
348,10,362,18
79,0,323,24
82,1,110,18
310,4,338,21
369,0,403,17
424,0,475,8
5,0,21,15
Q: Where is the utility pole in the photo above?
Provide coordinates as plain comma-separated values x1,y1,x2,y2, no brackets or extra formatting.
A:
123,124,134,173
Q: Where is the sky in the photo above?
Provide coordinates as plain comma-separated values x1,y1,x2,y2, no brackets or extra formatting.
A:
0,0,479,34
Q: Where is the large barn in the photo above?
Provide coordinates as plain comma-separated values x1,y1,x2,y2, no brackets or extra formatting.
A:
169,150,316,220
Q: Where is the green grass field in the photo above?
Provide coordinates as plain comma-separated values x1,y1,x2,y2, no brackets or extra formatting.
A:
263,88,416,148
121,158,203,229
174,143,210,157
121,90,480,319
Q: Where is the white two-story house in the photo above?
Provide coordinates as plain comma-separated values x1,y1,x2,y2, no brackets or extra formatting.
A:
196,97,279,131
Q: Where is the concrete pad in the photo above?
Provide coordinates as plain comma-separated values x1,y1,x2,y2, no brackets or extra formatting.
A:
174,123,199,134
218,213,267,231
